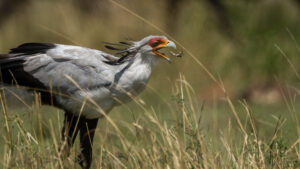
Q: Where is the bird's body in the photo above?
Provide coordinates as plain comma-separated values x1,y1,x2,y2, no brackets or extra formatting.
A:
21,43,156,119
0,35,177,168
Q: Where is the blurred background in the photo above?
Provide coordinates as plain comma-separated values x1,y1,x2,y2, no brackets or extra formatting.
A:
0,0,299,143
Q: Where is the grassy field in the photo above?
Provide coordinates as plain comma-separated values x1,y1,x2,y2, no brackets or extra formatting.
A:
0,81,299,169
0,0,300,168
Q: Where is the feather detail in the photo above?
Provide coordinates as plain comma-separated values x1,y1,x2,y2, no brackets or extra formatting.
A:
119,41,131,45
104,45,123,51
10,43,55,55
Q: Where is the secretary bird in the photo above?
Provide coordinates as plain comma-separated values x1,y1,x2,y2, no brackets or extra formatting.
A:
0,35,179,169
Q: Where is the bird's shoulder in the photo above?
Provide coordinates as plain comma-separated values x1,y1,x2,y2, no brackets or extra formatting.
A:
48,44,106,59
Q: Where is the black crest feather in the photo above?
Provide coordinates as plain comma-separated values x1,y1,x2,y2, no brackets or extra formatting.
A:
103,40,135,65
104,45,122,51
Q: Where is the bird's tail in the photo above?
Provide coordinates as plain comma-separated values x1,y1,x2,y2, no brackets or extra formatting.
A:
0,53,26,85
0,54,25,69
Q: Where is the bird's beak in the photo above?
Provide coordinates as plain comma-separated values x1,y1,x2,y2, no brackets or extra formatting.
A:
153,40,177,63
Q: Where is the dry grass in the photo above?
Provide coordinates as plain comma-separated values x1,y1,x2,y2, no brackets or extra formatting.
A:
0,74,299,169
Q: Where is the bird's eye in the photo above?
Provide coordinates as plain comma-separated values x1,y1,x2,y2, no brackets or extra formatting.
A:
150,40,162,47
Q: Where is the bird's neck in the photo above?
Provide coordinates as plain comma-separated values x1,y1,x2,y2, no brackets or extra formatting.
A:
110,53,158,104
133,52,159,69
115,53,158,87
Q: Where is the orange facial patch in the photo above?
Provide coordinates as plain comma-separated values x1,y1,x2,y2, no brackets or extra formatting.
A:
148,38,166,48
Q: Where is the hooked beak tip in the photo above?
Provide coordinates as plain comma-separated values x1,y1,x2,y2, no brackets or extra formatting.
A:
167,41,176,49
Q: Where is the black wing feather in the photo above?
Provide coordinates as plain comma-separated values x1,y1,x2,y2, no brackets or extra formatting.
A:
10,43,55,55
0,42,55,88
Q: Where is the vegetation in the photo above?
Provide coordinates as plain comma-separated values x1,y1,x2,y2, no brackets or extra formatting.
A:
0,0,299,168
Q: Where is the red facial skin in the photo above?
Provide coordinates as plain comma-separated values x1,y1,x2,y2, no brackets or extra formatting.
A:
147,38,171,62
148,38,165,47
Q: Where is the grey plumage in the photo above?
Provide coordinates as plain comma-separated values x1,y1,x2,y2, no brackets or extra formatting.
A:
0,35,176,119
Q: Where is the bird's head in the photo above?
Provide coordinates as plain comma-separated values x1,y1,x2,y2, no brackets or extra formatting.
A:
104,35,181,65
135,35,177,63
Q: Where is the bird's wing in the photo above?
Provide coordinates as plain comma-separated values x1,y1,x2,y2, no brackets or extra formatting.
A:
0,43,116,93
